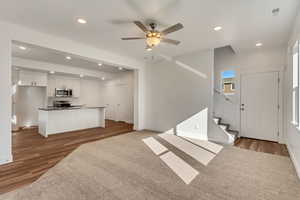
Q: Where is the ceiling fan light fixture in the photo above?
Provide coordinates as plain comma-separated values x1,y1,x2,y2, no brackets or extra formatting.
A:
146,36,161,47
121,21,183,50
146,46,152,51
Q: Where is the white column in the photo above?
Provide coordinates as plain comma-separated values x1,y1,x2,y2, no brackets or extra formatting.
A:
134,68,146,130
0,37,12,165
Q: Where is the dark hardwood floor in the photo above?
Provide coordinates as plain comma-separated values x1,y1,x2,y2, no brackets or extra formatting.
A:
0,120,134,194
234,137,289,157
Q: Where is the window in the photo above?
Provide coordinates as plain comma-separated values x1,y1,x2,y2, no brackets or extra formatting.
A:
221,70,236,95
292,41,300,124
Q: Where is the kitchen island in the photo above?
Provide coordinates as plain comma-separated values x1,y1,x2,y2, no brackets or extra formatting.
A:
38,107,106,137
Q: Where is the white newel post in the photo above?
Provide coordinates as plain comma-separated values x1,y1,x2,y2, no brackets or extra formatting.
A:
0,37,12,165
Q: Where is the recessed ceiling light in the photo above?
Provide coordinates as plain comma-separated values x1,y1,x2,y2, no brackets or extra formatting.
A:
50,71,55,74
214,26,222,31
80,74,84,78
118,67,123,70
19,46,27,50
256,43,263,47
66,56,72,60
77,18,87,24
101,77,105,80
98,63,103,66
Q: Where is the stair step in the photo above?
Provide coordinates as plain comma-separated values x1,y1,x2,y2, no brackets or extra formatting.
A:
213,117,221,121
219,123,230,130
219,125,227,130
227,130,239,138
213,118,220,124
213,116,239,144
228,130,239,134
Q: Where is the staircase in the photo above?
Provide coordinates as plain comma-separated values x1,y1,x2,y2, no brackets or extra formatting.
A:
213,117,239,144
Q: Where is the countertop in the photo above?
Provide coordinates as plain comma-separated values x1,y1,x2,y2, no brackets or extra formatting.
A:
39,106,106,111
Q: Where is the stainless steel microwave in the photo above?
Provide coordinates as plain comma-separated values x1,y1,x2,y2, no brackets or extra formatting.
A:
55,88,73,97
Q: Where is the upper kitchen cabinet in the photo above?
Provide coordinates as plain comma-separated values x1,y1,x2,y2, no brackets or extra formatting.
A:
70,79,81,98
47,75,56,97
47,75,81,98
18,70,48,87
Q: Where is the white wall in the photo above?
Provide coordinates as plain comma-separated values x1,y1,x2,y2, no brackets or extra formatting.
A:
0,20,145,165
144,50,215,140
284,10,300,178
1,21,143,69
12,66,134,129
13,57,116,80
14,71,134,128
214,46,286,134
79,79,105,107
0,37,12,165
16,86,46,127
101,71,134,123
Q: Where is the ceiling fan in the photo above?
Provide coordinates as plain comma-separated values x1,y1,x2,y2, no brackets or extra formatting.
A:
121,21,183,51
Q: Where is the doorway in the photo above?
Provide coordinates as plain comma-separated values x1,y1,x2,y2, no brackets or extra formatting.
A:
240,71,279,141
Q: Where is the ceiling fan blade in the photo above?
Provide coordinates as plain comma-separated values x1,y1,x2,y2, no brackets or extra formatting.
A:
121,37,145,40
161,38,181,45
134,21,149,33
161,23,183,35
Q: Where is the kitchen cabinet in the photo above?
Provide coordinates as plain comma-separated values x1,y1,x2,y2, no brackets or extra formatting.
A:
70,79,81,98
47,75,56,97
18,70,47,87
47,75,81,98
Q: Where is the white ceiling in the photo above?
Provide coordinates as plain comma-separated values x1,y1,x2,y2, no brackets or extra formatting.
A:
12,41,132,73
1,0,300,61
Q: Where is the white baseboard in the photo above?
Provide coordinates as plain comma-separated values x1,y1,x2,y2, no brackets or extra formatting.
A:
0,154,13,165
286,142,300,179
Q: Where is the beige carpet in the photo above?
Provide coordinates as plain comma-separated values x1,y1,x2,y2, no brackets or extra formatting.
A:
0,131,299,200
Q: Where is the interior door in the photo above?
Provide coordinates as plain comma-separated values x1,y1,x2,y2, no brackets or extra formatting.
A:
105,103,115,121
115,85,130,122
240,71,279,141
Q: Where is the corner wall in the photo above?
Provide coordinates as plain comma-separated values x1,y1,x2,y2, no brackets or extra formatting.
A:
214,46,286,136
0,37,12,165
284,10,300,177
100,71,134,124
144,50,214,140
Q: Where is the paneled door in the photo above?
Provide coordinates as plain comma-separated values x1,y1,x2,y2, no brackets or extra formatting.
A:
240,71,279,141
115,85,131,122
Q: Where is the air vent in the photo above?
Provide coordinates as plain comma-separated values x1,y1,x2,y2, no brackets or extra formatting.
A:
272,8,280,16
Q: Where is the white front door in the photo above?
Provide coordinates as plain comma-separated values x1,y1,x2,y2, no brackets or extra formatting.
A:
240,71,279,141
